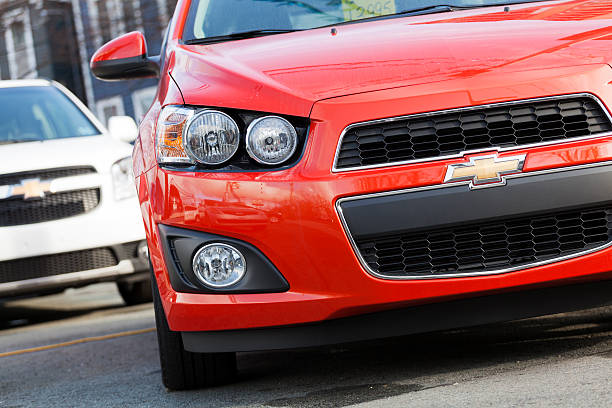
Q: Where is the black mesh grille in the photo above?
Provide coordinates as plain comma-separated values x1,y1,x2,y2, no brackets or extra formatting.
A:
356,206,612,278
0,189,100,227
0,248,118,284
0,166,96,186
336,96,612,169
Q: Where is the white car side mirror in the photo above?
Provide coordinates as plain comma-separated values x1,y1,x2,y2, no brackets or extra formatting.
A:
108,116,138,143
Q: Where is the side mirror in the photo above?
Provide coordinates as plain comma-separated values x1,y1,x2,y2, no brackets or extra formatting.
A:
90,31,159,81
108,116,139,143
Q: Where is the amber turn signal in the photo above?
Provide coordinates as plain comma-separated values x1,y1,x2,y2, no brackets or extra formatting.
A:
155,106,195,164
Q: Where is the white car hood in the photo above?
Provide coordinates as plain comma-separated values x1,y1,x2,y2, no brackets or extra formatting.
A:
0,135,133,176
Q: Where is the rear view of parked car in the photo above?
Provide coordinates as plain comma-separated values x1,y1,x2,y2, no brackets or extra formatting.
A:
0,80,150,305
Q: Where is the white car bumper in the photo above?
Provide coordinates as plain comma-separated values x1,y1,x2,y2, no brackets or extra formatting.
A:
0,195,144,261
0,260,139,297
0,176,147,297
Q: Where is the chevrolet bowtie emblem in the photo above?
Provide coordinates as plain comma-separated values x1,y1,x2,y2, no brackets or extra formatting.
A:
2,178,52,200
445,154,526,188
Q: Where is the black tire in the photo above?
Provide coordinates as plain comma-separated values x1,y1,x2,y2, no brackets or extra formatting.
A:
151,268,237,391
117,279,153,305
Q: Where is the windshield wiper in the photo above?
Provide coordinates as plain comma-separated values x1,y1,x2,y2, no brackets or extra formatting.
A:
184,29,302,45
185,3,526,44
320,4,485,28
395,4,476,17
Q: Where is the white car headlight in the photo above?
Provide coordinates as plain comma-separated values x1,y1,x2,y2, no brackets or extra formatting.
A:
111,157,136,200
246,116,298,165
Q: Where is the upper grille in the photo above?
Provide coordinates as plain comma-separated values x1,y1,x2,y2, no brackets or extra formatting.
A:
0,166,99,227
0,189,100,227
335,95,612,170
0,166,96,186
356,206,612,278
0,247,117,284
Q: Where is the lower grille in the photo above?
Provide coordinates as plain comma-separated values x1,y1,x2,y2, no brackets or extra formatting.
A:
0,248,118,284
356,206,612,278
0,189,100,227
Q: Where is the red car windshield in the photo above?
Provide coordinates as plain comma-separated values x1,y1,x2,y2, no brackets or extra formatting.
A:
183,0,547,43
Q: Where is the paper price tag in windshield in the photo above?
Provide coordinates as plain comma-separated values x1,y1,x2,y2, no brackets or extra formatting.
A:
342,0,396,21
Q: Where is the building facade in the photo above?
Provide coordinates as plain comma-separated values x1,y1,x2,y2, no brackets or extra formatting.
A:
0,0,179,125
0,0,86,101
72,0,178,124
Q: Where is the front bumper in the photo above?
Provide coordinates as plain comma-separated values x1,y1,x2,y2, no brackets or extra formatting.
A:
148,160,612,334
0,194,145,262
0,170,147,297
182,278,612,352
145,65,612,335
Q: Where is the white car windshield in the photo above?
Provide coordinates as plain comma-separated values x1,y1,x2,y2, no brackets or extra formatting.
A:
0,86,100,145
183,0,547,42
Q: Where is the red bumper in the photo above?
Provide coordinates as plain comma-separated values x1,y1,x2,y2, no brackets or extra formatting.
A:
141,64,612,332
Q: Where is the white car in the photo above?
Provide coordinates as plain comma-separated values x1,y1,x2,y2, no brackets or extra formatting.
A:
0,80,150,304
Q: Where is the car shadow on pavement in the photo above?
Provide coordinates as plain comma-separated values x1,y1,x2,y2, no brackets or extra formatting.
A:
218,307,612,408
0,283,139,330
0,302,132,330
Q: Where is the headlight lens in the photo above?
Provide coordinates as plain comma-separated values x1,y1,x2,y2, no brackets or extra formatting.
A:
184,110,240,165
111,157,136,200
246,116,298,165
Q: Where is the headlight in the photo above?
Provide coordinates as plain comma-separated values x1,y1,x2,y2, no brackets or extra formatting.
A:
246,116,298,165
156,106,304,169
184,110,240,165
111,157,136,200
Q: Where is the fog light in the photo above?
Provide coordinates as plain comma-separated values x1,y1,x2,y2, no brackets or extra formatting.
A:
192,243,246,288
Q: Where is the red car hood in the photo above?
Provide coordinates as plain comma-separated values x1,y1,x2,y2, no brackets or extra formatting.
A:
171,0,612,117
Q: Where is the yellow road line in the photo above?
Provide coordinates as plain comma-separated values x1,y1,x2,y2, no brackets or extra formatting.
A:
0,327,156,358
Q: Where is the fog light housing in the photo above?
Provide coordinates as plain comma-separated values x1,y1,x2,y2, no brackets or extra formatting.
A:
192,243,246,288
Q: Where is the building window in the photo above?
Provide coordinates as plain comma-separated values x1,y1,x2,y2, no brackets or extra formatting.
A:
97,96,125,127
167,0,179,19
132,87,157,123
123,0,144,34
3,8,36,79
88,0,143,48
157,0,179,27
11,21,27,75
95,0,112,44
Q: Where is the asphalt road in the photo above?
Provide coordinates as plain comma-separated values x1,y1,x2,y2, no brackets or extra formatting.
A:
1,283,611,408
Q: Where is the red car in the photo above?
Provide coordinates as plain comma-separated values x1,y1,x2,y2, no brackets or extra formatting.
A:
92,0,612,390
